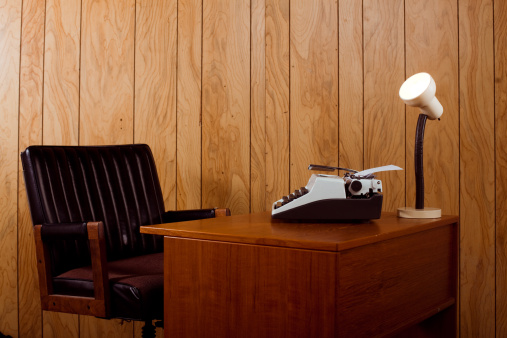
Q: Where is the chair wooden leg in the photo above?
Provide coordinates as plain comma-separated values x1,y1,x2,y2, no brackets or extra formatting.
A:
142,320,156,338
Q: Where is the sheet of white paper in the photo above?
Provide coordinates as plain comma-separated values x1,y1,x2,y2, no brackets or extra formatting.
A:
356,165,403,176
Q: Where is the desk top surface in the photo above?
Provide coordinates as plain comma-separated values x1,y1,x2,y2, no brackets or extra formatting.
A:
140,211,458,251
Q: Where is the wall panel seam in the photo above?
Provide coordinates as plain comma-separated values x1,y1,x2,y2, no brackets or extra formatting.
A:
78,0,83,146
16,0,24,334
456,0,461,332
493,0,497,332
176,0,179,208
133,0,137,146
250,0,252,213
200,0,203,209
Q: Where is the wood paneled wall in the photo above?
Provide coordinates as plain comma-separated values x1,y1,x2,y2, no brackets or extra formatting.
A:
0,0,505,336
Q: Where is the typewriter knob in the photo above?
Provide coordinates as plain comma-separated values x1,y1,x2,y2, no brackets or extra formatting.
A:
350,180,362,193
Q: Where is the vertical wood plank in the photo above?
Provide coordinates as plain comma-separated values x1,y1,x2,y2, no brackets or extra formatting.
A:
43,0,81,146
41,0,81,333
0,1,21,336
177,0,203,210
80,0,135,146
80,317,133,338
405,0,459,215
18,0,45,336
338,0,363,171
363,0,405,212
43,312,79,337
265,0,289,209
202,0,251,215
458,0,495,336
496,0,507,334
290,0,338,191
135,0,177,210
250,0,266,213
79,0,135,336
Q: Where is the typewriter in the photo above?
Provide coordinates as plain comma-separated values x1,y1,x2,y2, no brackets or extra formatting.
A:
271,164,402,221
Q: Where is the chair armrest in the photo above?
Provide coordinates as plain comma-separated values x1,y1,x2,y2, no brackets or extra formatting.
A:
34,222,110,318
162,208,231,224
40,222,88,241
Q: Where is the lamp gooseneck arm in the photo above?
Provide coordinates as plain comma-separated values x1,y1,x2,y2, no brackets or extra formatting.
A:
415,114,428,209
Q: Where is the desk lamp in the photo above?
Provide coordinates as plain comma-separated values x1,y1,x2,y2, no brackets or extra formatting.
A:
397,72,442,218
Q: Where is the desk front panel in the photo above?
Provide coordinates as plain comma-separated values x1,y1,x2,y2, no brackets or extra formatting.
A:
164,237,337,338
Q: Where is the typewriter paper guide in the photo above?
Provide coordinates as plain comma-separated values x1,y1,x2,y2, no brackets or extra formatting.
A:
356,165,403,176
271,165,402,221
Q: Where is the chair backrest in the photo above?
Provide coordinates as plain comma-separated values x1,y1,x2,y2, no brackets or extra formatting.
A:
21,144,165,275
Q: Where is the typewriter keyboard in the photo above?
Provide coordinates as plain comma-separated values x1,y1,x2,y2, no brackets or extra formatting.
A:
274,187,309,209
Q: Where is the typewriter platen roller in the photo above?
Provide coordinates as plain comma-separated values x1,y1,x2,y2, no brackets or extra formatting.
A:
271,164,402,221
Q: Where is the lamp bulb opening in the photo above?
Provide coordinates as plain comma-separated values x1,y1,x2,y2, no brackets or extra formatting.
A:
399,72,443,120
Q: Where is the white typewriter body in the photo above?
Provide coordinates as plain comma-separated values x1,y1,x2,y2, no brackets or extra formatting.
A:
271,175,344,216
271,165,400,221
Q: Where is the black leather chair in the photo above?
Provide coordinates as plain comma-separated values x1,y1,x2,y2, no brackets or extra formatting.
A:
21,144,230,337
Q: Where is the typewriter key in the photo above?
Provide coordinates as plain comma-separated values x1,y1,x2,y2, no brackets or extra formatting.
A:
282,196,289,205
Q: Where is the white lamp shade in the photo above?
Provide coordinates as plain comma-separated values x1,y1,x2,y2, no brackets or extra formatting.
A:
399,73,443,120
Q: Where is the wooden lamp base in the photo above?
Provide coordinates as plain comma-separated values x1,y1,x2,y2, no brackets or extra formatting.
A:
398,207,441,219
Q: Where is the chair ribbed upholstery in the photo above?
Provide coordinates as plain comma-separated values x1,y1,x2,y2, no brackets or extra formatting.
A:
21,144,164,277
21,144,226,326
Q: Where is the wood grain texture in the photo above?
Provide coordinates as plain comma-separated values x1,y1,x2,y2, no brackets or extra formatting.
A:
363,0,405,212
135,0,177,210
202,0,251,215
290,0,338,192
405,0,459,215
495,0,507,334
80,0,135,146
142,211,459,252
6,0,507,335
250,0,266,213
79,1,136,335
337,224,457,337
18,0,45,336
496,9,507,338
165,237,337,338
265,0,290,210
43,0,80,145
79,317,133,338
176,0,202,210
159,214,458,337
337,225,457,337
87,222,109,317
0,1,21,336
43,311,79,338
458,0,495,336
338,0,363,171
40,0,82,333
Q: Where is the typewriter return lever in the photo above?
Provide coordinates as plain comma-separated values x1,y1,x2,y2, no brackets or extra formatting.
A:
308,164,358,174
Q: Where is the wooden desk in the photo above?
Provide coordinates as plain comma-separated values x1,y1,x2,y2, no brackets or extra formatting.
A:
141,212,458,338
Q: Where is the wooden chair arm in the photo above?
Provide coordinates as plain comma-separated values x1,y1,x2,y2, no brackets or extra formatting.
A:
33,222,110,318
214,208,231,217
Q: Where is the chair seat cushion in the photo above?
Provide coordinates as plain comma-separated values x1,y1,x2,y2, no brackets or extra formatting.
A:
53,252,163,321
